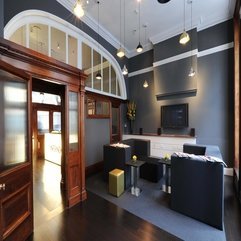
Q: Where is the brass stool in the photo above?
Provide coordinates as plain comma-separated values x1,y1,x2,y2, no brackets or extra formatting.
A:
109,169,124,197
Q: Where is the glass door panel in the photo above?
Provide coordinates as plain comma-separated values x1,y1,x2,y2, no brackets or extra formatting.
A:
37,111,49,134
69,92,78,152
1,80,28,169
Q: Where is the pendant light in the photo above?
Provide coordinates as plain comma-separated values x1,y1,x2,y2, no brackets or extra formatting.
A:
143,80,149,88
73,0,85,18
143,25,148,88
179,0,190,45
122,65,128,75
96,1,102,80
117,0,125,58
188,0,195,77
122,0,128,75
136,0,143,53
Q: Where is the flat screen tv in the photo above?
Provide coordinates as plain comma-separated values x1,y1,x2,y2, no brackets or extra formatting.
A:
161,103,188,128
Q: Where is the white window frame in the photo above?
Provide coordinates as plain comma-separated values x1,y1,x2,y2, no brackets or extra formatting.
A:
4,10,127,100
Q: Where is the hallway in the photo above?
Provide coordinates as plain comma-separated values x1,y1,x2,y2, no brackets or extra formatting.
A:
33,159,64,226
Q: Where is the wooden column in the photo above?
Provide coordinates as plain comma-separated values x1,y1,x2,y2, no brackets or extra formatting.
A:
234,0,241,201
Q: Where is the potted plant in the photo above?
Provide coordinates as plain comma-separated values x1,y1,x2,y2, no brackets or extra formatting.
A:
127,101,136,134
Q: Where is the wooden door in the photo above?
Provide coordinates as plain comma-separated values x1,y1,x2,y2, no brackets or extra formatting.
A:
0,61,33,241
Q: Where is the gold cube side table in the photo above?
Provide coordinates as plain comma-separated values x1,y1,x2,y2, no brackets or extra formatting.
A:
109,169,124,197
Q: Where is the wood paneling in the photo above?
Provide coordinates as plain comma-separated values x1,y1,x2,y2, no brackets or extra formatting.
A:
233,0,241,202
0,38,87,211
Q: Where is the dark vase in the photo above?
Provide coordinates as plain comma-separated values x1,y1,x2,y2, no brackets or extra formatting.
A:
130,120,133,134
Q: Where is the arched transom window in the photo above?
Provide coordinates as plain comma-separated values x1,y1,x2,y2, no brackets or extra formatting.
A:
4,10,127,100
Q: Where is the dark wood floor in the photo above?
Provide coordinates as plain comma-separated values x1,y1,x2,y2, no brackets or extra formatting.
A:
224,176,241,241
28,160,241,241
28,160,181,241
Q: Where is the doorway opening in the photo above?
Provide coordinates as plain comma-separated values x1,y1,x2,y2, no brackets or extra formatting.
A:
32,78,65,226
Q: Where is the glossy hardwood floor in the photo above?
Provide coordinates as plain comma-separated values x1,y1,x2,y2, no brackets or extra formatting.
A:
224,176,241,241
28,159,241,241
27,160,181,241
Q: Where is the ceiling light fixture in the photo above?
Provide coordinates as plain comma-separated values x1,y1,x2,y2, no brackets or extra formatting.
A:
188,0,195,77
122,0,128,76
179,0,190,45
136,0,143,53
73,0,85,18
122,65,128,75
117,0,125,58
143,80,149,88
143,25,149,88
96,1,102,80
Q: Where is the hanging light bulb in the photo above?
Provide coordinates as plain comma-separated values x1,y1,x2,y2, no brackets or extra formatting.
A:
122,65,128,75
73,0,85,18
188,0,195,77
96,1,102,80
136,42,143,53
117,47,125,58
117,0,125,58
136,1,143,53
143,80,148,88
179,0,190,45
188,67,195,77
179,31,190,44
96,72,102,80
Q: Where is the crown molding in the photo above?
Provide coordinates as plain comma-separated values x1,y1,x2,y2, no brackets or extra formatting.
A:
58,0,233,59
128,66,154,78
150,12,233,45
197,42,234,58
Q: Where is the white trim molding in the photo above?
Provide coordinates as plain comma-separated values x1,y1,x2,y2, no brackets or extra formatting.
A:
153,49,198,68
128,66,154,78
129,41,233,77
197,42,234,58
4,9,127,100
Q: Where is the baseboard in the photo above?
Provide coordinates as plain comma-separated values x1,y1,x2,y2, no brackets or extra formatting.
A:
85,161,103,178
224,168,233,176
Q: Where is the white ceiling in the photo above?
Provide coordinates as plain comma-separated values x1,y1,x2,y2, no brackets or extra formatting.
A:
58,0,235,57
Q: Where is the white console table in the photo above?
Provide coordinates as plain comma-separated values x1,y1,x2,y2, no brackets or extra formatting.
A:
122,134,196,157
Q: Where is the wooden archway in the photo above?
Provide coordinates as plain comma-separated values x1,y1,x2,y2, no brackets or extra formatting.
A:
0,38,87,207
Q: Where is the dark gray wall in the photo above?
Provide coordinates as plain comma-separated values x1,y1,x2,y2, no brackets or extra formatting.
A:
0,0,3,37
85,119,110,166
154,29,198,97
129,49,153,72
128,20,234,166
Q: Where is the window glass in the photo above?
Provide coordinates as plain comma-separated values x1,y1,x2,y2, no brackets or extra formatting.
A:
117,78,121,96
86,97,109,118
103,57,109,93
111,65,116,95
37,111,49,134
10,25,123,98
9,25,26,47
51,27,66,62
69,92,78,151
53,112,61,132
93,49,101,91
82,42,92,88
1,80,28,168
29,24,48,55
68,35,77,67
32,91,61,105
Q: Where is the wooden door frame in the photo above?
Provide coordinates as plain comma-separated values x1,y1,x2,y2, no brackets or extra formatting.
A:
0,38,87,207
233,0,241,202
